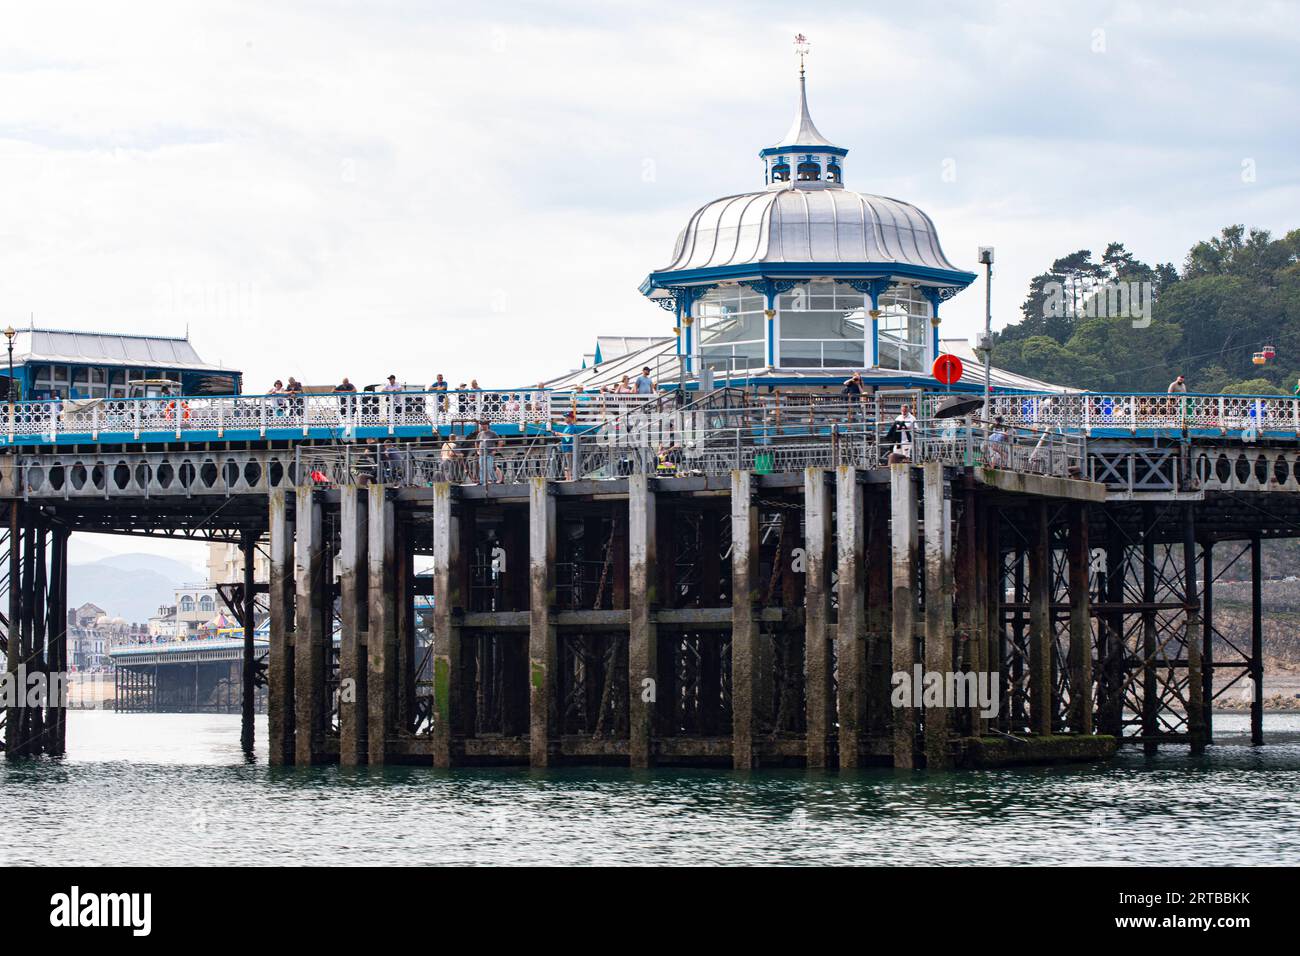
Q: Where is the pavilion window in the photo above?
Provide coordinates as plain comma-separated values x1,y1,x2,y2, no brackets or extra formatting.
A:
770,161,790,183
777,281,867,369
825,162,842,183
796,161,820,182
35,364,70,400
875,285,931,373
696,285,766,375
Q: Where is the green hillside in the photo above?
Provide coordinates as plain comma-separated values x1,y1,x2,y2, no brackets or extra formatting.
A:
991,226,1300,394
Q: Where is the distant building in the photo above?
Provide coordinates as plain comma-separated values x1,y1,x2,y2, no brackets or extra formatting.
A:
147,604,179,639
67,603,136,672
0,326,241,401
206,540,269,585
173,584,223,637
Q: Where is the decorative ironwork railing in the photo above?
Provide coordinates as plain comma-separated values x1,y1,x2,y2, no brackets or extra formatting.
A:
6,386,1298,446
291,419,1085,488
987,391,1300,436
0,388,692,443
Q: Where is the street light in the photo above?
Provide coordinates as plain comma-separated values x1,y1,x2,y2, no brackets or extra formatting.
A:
4,326,16,433
976,248,994,420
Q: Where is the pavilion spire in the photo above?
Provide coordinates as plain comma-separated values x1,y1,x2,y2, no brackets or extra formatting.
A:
769,34,839,152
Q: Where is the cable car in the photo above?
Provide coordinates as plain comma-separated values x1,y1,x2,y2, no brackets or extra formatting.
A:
1252,352,1266,366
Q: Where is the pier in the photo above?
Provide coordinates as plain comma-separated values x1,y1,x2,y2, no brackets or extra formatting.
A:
0,386,1283,766
0,53,1284,768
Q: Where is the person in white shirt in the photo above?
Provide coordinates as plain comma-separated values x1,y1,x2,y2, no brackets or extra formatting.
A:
888,404,917,464
382,374,404,422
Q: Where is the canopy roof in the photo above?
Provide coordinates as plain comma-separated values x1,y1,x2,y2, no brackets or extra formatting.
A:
10,327,238,373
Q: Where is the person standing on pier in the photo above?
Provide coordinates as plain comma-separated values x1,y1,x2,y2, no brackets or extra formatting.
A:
843,371,866,422
382,374,404,424
887,403,916,464
476,419,503,484
268,379,285,417
285,376,303,419
429,373,448,420
1167,373,1188,424
635,366,655,394
334,376,357,425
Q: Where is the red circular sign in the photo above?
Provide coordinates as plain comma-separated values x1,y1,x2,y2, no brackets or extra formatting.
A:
933,353,964,385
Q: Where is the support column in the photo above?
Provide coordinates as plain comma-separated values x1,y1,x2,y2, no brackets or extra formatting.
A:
954,484,978,739
1183,505,1205,753
47,527,68,757
865,491,892,742
1100,527,1126,737
4,503,20,758
1250,534,1263,746
628,474,657,768
922,462,952,768
337,487,367,766
1202,543,1214,744
367,486,397,766
431,483,462,768
29,526,46,751
293,487,326,766
1142,506,1158,753
1029,500,1052,737
395,517,415,735
731,470,758,770
890,463,918,768
239,528,258,757
983,503,1002,737
267,489,295,766
1067,501,1094,735
836,465,866,767
528,478,557,767
803,469,832,768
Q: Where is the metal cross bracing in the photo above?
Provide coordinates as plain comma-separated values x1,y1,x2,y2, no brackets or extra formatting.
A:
560,632,628,742
1089,502,1205,750
1197,539,1261,743
1,505,69,757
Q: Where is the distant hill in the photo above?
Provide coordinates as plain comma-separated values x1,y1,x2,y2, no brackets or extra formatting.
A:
67,553,202,625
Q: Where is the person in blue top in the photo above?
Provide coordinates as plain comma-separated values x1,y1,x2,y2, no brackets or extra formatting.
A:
634,367,655,394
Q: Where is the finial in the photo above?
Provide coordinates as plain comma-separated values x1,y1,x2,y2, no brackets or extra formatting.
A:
794,33,810,77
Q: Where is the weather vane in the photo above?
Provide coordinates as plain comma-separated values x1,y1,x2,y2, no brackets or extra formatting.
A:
794,33,810,76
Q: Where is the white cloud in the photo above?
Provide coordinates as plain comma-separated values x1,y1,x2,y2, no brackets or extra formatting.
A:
0,0,1296,393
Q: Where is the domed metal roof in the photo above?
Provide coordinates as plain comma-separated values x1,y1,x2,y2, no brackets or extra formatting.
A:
657,185,962,274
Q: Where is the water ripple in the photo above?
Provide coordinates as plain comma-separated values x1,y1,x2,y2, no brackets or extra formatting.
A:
1,712,1297,865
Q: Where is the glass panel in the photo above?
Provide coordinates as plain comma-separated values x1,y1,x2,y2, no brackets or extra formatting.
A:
778,282,867,368
696,286,766,375
876,285,931,373
700,340,764,374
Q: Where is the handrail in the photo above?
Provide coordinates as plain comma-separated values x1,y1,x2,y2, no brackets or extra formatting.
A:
5,384,1297,447
290,418,1085,488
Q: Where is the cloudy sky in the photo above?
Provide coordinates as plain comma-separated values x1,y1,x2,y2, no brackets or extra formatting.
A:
2,0,1298,565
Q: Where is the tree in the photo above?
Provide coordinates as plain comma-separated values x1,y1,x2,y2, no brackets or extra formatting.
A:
992,224,1298,393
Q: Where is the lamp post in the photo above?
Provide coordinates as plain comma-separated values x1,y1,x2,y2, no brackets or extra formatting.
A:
4,326,15,436
977,248,994,421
